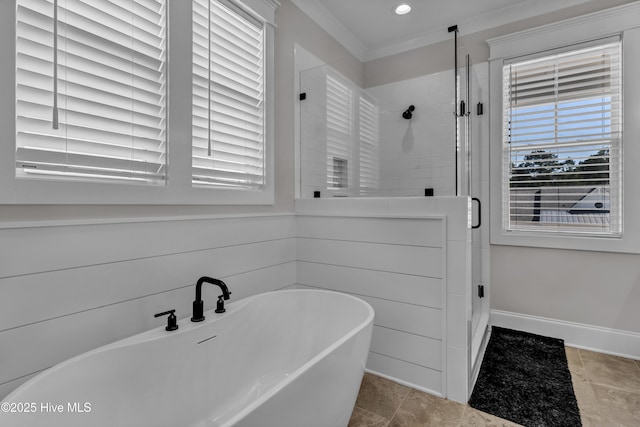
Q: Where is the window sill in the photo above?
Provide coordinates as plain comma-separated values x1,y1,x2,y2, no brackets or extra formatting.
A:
490,227,640,254
0,177,275,206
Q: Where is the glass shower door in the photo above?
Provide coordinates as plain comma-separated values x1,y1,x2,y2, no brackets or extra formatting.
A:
456,46,489,372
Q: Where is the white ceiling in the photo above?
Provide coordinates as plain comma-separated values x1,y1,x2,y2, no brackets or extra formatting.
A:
291,0,593,61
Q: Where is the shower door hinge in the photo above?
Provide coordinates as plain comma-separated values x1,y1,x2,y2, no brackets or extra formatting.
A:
478,285,485,298
299,92,307,101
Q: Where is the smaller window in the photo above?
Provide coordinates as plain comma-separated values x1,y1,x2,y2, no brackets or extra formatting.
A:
502,39,622,236
192,0,266,189
15,0,167,184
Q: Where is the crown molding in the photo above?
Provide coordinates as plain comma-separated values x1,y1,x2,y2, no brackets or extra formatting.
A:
291,0,600,62
487,1,640,60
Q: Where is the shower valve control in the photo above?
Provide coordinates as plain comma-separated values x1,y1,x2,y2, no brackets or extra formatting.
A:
215,295,226,314
155,309,179,331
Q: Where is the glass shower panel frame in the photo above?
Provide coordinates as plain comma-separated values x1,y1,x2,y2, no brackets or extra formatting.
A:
455,45,471,198
456,43,490,372
299,64,381,199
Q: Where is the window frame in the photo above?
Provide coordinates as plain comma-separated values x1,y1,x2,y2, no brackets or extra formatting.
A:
501,38,622,237
192,0,267,190
488,3,640,254
15,0,169,186
0,0,276,205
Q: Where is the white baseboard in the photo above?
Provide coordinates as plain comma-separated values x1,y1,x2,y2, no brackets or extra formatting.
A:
490,310,640,361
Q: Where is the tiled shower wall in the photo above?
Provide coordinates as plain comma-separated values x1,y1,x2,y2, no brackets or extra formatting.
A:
299,67,457,198
366,71,456,197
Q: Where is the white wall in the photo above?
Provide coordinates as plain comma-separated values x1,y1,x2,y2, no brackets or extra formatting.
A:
491,246,640,332
487,3,640,359
1,199,475,403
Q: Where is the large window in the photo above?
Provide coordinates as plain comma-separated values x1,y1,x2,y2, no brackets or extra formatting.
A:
502,39,622,236
192,0,265,189
15,0,167,183
6,0,276,204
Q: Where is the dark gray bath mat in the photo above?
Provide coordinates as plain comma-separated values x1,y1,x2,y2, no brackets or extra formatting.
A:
468,326,581,427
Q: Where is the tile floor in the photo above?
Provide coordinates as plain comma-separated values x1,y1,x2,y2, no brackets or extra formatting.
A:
348,347,640,427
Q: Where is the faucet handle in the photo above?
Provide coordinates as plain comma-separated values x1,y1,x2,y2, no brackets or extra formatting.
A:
154,309,179,331
215,295,226,314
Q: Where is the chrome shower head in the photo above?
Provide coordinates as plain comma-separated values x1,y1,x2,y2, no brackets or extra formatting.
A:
402,105,415,120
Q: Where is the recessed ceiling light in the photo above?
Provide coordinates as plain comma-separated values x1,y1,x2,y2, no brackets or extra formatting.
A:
394,3,412,15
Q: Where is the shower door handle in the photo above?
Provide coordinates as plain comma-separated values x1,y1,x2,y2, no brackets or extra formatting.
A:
472,198,481,229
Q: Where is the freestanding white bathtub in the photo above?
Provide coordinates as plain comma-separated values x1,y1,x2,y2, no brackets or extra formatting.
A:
0,289,374,427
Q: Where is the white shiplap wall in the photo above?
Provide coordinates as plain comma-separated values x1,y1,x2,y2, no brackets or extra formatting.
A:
0,214,297,399
295,197,472,402
296,213,447,394
1,198,472,402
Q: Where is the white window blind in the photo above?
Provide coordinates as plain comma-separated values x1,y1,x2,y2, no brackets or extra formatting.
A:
326,73,353,190
15,0,167,183
192,0,265,189
503,40,622,235
359,95,378,194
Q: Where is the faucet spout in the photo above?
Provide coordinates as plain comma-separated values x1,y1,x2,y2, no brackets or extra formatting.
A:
191,276,231,322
